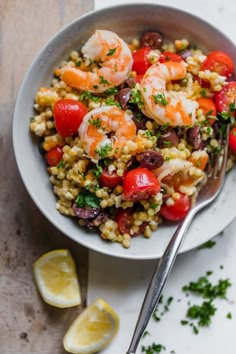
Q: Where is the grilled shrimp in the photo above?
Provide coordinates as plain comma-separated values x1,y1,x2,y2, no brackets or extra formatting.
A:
140,61,198,126
79,106,137,162
62,30,133,93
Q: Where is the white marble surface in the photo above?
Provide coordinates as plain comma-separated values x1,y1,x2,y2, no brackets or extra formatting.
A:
89,1,236,353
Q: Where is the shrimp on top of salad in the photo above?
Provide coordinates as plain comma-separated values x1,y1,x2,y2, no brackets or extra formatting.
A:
30,29,236,248
62,29,133,93
140,60,198,126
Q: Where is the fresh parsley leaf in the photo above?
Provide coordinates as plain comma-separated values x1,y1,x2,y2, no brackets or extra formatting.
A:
88,117,102,129
93,164,103,178
105,86,118,95
198,240,216,250
95,144,112,158
107,47,117,56
130,89,144,109
75,60,82,67
56,160,65,169
105,98,121,108
227,312,232,319
99,76,110,85
75,191,100,208
152,93,168,106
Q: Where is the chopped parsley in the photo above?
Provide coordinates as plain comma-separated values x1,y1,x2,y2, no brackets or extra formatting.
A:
181,271,232,334
75,60,82,67
153,295,173,322
150,203,160,209
93,164,103,178
88,117,102,129
75,191,100,208
99,76,110,85
142,330,150,338
227,312,232,319
130,88,144,109
78,170,86,180
107,47,117,56
105,97,121,108
30,117,35,122
163,141,171,148
200,89,207,97
105,86,118,95
152,93,168,106
79,90,100,103
141,343,166,354
93,85,99,89
95,144,112,158
198,240,216,250
56,160,66,169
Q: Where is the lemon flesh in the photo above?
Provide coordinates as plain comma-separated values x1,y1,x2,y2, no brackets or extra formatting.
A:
33,249,81,308
63,298,119,354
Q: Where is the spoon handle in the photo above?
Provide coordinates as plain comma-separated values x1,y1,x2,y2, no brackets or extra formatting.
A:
126,210,195,354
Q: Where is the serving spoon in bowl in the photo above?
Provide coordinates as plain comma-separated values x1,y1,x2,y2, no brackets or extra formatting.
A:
126,124,229,354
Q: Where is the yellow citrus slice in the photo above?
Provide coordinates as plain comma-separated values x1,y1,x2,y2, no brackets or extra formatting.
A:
33,249,81,308
63,298,119,354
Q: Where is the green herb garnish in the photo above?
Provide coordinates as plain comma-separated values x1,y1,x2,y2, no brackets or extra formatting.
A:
105,98,121,108
75,191,100,208
99,76,110,85
107,47,117,56
152,93,168,106
56,160,65,169
88,117,102,129
130,89,144,109
141,343,166,354
95,144,112,158
105,86,118,95
75,60,82,67
198,240,216,250
93,164,103,178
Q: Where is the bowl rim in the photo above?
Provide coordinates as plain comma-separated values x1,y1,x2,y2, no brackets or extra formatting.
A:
12,2,236,260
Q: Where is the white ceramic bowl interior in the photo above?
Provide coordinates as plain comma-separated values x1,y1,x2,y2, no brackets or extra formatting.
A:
13,4,236,260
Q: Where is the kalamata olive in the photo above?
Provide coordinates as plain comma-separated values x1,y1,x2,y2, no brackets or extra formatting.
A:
126,77,136,88
132,110,149,130
137,151,164,169
84,212,109,229
187,126,202,149
118,88,131,109
157,127,179,148
73,205,100,219
140,31,163,49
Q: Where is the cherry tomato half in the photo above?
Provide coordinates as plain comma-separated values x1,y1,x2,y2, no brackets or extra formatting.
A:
215,82,236,115
132,47,152,75
123,167,160,201
45,146,63,166
196,97,217,125
229,127,236,154
54,99,88,137
115,209,146,237
160,194,191,221
100,167,122,188
159,52,182,63
201,51,234,79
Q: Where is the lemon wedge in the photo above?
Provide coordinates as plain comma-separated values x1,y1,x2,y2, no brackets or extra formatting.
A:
63,298,119,354
33,249,81,308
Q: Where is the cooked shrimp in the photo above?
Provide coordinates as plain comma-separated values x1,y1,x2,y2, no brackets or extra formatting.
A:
140,61,198,126
79,106,137,162
153,158,204,192
62,30,133,93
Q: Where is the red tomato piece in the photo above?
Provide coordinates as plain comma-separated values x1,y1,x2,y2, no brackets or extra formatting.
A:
54,99,88,137
123,167,160,201
100,168,122,188
115,209,146,237
215,82,236,115
132,47,152,75
159,52,182,63
45,146,63,166
196,97,217,125
201,51,234,79
135,74,144,84
115,210,133,235
229,127,236,154
160,194,191,221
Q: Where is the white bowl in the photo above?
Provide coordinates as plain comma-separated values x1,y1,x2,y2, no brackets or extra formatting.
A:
13,3,236,260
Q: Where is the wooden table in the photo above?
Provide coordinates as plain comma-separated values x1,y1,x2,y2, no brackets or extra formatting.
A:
0,1,93,352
